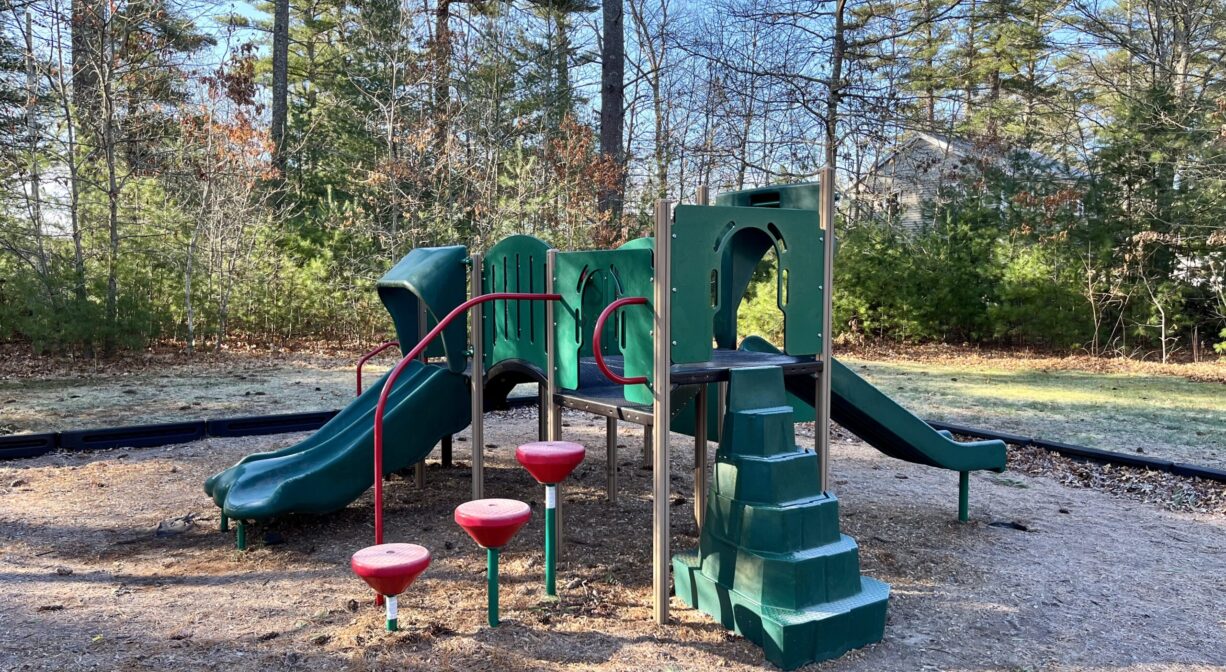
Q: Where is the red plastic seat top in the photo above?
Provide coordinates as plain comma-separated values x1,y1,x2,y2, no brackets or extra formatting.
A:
515,441,586,484
351,543,431,597
454,499,532,549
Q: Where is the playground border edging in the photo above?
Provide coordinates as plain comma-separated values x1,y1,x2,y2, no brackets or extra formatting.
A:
926,420,1224,483
3,405,1222,484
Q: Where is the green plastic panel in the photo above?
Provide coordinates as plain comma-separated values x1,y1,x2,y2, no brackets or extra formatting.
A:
715,182,823,211
482,235,551,374
671,205,825,364
377,245,469,373
672,365,888,669
552,247,654,404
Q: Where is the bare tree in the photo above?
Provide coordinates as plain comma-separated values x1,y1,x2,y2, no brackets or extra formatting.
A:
598,0,625,223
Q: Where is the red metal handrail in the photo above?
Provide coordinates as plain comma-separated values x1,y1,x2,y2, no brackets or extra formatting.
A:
356,341,400,396
374,291,562,545
592,296,650,386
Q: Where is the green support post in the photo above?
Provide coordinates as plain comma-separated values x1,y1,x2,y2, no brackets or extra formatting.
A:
487,547,500,626
385,595,399,631
958,471,970,522
545,484,557,596
219,514,228,532
236,520,247,551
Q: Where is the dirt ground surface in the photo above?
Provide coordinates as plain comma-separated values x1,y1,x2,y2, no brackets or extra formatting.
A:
2,408,1224,672
0,350,374,435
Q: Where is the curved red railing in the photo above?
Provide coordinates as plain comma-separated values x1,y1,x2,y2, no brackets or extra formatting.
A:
356,341,400,396
592,296,650,386
374,292,562,545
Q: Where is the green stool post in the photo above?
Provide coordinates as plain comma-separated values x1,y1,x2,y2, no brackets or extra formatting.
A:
514,441,586,596
350,543,431,632
455,499,532,627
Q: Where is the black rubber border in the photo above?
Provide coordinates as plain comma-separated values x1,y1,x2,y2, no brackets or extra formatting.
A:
926,420,1225,484
0,433,58,460
5,401,1222,485
1,411,340,460
60,421,207,451
206,411,338,437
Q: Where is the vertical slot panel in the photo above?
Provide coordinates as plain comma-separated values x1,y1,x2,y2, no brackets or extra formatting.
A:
529,256,537,343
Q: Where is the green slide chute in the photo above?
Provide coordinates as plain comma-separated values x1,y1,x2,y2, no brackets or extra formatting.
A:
739,336,1006,473
204,362,470,520
205,244,473,522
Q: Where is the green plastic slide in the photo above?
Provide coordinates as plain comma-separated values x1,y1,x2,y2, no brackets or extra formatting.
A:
204,361,471,521
738,336,1006,473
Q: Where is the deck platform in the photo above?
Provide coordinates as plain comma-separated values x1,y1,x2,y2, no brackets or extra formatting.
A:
555,350,822,427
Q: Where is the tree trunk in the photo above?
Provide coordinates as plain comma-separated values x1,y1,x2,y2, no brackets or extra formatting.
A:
71,0,102,126
101,26,119,356
553,10,571,132
598,0,625,225
432,0,452,152
964,0,977,121
25,11,49,287
271,0,290,175
51,13,92,354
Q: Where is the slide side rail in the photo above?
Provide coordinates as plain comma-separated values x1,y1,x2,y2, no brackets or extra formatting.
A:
356,341,400,396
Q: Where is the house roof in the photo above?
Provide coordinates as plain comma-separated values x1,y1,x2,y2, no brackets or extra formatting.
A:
852,131,1085,191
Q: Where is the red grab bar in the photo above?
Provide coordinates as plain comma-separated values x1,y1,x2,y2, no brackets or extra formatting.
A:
356,341,400,396
592,296,650,386
374,291,562,545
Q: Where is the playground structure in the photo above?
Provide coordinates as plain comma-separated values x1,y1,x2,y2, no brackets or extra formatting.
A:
204,174,1008,667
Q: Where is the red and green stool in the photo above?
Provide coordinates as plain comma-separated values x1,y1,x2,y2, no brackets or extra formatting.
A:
350,543,431,631
454,499,532,626
514,440,585,596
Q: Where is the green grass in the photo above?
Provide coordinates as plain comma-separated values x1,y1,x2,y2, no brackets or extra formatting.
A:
842,356,1226,469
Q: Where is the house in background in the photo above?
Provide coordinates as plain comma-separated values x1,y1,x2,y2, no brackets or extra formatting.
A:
848,131,1084,232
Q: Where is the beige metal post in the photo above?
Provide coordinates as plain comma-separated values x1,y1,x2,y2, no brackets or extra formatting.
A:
652,198,673,624
694,185,710,529
470,253,485,500
546,250,560,442
415,301,427,488
694,384,707,529
545,249,563,557
817,167,835,492
606,417,618,503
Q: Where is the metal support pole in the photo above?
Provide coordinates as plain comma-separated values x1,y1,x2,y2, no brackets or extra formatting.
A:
470,253,485,500
606,417,618,503
219,514,228,532
441,435,452,467
546,251,559,443
701,186,715,446
538,383,548,441
958,472,970,522
385,595,399,631
236,520,247,551
487,547,501,626
545,484,558,596
544,250,564,559
694,384,708,530
416,299,428,484
643,424,653,468
652,198,673,624
817,166,835,493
